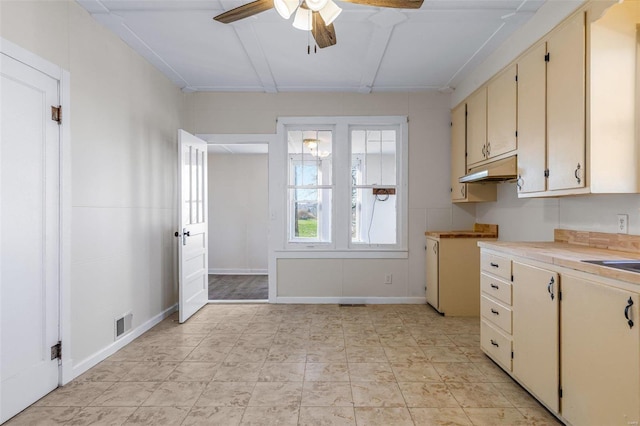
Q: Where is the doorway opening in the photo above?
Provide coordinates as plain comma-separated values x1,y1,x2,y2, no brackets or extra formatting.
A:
205,141,269,302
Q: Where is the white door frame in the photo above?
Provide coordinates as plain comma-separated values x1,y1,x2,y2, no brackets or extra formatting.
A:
196,133,276,303
1,38,73,385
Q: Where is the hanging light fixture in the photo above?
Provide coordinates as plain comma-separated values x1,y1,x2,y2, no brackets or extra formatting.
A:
305,0,328,11
292,6,313,31
319,0,342,24
274,0,299,19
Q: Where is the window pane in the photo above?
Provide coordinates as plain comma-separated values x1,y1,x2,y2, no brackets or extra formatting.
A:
351,129,396,186
351,188,396,244
288,188,332,242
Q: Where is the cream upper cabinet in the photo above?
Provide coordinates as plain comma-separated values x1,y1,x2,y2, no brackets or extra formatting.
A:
561,274,639,426
486,64,517,160
450,104,467,202
547,12,586,191
512,262,559,413
516,43,547,194
466,88,487,166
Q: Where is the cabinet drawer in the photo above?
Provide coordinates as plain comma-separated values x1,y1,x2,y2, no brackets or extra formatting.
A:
481,273,512,305
481,252,512,280
481,320,512,371
481,295,512,334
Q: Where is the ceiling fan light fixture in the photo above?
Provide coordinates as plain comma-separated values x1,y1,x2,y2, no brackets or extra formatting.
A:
305,0,329,12
292,6,313,30
319,0,341,25
274,0,299,19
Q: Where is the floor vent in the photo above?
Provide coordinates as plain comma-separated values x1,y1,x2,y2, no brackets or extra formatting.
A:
115,312,133,340
339,304,366,307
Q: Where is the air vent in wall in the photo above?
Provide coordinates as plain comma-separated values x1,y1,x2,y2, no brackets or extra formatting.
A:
115,312,133,340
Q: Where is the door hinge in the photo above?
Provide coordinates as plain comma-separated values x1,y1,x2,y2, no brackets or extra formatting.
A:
51,105,62,124
544,169,550,178
51,341,62,360
545,53,550,62
511,350,514,359
515,74,518,82
559,291,562,301
515,131,518,138
511,274,514,282
559,387,563,398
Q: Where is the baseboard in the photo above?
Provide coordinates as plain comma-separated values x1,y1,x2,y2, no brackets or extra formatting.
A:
209,268,268,275
275,297,427,304
69,304,178,382
208,299,267,304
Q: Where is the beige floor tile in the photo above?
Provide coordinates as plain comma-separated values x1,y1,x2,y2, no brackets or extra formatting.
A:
225,347,269,363
409,407,473,425
181,407,246,426
141,381,207,407
214,323,250,333
4,407,81,425
378,334,419,347
244,322,281,334
463,407,527,425
391,363,442,382
344,333,381,347
34,381,113,407
306,346,347,363
411,333,455,347
64,407,137,426
75,361,136,382
448,334,481,347
345,346,388,363
167,362,218,382
213,362,263,382
305,363,349,382
298,406,356,425
121,362,180,382
186,345,233,362
235,333,276,348
348,363,395,382
266,346,307,363
473,359,514,383
136,332,207,347
383,346,429,363
109,346,194,363
258,362,306,382
198,334,241,347
89,382,159,407
195,382,255,407
447,382,513,408
397,382,460,408
240,406,299,425
351,382,406,408
354,407,414,426
422,346,470,363
493,381,544,408
517,405,564,425
123,406,189,425
432,362,490,383
301,382,354,407
248,382,303,406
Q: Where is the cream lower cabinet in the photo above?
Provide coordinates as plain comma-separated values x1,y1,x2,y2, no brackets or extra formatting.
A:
512,262,559,413
561,275,640,426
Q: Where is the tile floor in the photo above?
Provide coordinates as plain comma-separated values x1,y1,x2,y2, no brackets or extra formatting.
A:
208,275,268,300
6,304,563,425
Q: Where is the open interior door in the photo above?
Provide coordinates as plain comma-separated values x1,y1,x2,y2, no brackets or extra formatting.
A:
177,130,208,323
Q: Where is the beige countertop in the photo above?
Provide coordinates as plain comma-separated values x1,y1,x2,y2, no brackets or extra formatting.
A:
478,240,640,286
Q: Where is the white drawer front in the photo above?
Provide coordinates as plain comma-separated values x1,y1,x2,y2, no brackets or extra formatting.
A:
481,320,512,371
481,295,512,334
481,252,512,280
481,273,512,305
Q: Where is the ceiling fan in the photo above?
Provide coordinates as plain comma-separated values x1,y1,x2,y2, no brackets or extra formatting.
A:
213,0,423,49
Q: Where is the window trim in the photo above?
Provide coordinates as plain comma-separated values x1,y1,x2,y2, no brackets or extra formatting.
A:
277,116,408,254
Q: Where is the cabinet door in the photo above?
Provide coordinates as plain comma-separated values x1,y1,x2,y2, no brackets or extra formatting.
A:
487,64,517,159
512,262,559,413
517,43,547,194
425,238,439,310
547,12,586,191
466,88,487,166
450,104,467,202
561,275,639,426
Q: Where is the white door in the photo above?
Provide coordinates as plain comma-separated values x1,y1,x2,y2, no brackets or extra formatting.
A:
177,130,208,323
1,53,61,422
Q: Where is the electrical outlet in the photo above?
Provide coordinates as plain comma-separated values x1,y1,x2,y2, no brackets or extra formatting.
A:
384,274,393,285
617,214,629,234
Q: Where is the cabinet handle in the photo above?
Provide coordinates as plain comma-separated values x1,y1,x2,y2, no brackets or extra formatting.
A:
574,163,582,184
490,308,499,315
486,141,491,157
490,283,499,290
490,339,499,347
625,297,634,329
482,145,486,158
547,276,555,301
490,262,499,268
461,185,466,198
433,243,437,254
516,175,524,191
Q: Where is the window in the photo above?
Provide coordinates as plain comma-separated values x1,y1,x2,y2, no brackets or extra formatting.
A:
280,116,407,252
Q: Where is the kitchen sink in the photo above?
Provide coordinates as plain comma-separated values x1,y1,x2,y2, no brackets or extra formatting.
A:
582,259,640,273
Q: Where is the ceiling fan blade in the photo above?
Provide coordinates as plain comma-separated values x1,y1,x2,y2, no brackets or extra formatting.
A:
340,0,423,9
312,12,337,49
213,0,274,24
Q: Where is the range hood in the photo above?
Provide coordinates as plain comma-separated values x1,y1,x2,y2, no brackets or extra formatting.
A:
459,156,517,183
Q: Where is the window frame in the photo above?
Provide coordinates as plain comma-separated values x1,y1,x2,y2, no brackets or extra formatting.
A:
277,116,408,255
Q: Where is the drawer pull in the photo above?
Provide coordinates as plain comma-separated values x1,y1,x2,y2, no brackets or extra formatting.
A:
490,308,499,315
547,276,555,301
625,297,634,329
490,339,499,348
490,283,499,290
490,262,499,268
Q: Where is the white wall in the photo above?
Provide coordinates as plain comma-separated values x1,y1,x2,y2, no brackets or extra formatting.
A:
186,92,473,300
1,1,184,374
208,153,268,274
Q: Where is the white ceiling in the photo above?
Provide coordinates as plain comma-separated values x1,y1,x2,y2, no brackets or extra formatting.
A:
77,0,546,93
